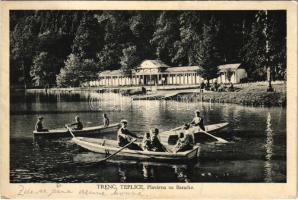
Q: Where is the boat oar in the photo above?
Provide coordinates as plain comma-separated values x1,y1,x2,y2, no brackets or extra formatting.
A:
200,130,228,143
98,138,137,163
66,126,76,138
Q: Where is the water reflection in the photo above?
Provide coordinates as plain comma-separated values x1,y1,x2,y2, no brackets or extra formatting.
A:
10,91,286,183
264,112,273,182
118,164,127,182
173,165,190,182
142,163,155,180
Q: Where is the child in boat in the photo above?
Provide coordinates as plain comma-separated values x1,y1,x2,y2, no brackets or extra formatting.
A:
142,132,152,151
35,116,48,132
174,132,194,153
66,115,83,130
150,128,165,152
103,113,109,127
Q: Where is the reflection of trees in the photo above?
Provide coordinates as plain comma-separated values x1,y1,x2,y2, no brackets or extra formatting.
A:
118,164,127,182
173,165,190,182
264,112,273,182
142,163,155,181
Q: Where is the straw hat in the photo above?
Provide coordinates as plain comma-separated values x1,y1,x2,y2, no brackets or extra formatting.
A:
120,119,128,124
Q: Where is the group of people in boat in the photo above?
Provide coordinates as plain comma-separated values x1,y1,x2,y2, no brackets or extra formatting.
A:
35,113,110,132
35,110,205,153
116,110,205,153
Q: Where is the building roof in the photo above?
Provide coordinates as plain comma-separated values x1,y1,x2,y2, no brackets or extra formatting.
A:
218,63,242,72
98,69,123,77
138,60,170,69
166,66,201,73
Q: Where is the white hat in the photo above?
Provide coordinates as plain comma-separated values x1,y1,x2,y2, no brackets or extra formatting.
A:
120,119,128,124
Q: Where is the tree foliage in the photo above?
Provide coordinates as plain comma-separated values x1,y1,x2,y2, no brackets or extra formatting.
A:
30,52,58,87
120,45,142,76
72,13,104,60
197,17,223,81
10,10,287,88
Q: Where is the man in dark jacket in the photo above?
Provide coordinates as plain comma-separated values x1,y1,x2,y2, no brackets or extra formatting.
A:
117,120,142,150
35,116,48,132
66,116,83,130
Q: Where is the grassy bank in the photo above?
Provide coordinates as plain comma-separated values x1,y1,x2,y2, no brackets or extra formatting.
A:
175,82,286,107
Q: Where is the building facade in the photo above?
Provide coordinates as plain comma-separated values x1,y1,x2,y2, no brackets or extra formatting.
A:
216,63,247,84
87,60,247,87
89,60,203,87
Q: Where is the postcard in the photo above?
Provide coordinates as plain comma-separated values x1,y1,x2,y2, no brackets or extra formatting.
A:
0,1,297,199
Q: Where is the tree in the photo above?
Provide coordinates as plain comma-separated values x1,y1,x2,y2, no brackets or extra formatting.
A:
120,45,142,76
172,11,204,66
196,17,223,82
30,52,58,87
150,11,180,65
57,54,100,87
95,11,134,70
96,44,122,71
56,54,81,87
129,12,157,60
72,13,104,60
10,15,40,88
240,11,286,83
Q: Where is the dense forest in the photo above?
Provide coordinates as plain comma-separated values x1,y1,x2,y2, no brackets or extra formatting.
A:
10,10,286,88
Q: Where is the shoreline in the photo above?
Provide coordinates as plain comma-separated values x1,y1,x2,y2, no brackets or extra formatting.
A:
22,82,286,107
172,91,286,107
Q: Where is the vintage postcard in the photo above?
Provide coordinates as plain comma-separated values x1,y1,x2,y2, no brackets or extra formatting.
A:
0,1,297,199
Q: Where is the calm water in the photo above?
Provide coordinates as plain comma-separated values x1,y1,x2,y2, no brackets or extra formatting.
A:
10,91,286,183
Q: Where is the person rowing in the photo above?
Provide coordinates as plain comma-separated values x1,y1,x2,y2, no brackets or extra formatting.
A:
117,119,142,150
103,113,109,127
66,115,83,130
35,116,48,132
190,110,205,131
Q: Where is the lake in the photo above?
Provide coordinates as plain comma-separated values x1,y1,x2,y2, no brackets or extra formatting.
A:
10,91,286,183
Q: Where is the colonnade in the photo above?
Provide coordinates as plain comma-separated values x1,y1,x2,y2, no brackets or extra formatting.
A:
88,72,203,87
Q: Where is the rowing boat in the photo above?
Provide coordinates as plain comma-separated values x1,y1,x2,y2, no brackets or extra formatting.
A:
33,123,120,138
71,137,200,161
159,122,229,144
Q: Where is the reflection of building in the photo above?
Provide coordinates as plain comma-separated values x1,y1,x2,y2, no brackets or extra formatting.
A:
216,63,247,84
88,60,247,87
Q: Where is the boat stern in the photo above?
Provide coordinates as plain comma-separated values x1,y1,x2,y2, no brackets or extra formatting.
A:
186,145,200,160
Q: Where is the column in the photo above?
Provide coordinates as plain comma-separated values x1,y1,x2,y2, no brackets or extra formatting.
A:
117,76,119,86
172,75,174,85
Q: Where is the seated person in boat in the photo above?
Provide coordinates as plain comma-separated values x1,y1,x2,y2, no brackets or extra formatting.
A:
174,132,194,153
183,123,195,143
103,113,109,127
66,115,83,130
35,116,48,132
190,110,205,131
117,120,142,150
141,132,152,151
150,128,165,152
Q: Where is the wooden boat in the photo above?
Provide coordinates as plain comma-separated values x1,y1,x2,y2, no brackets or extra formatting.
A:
33,123,120,138
159,122,229,144
71,137,200,161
